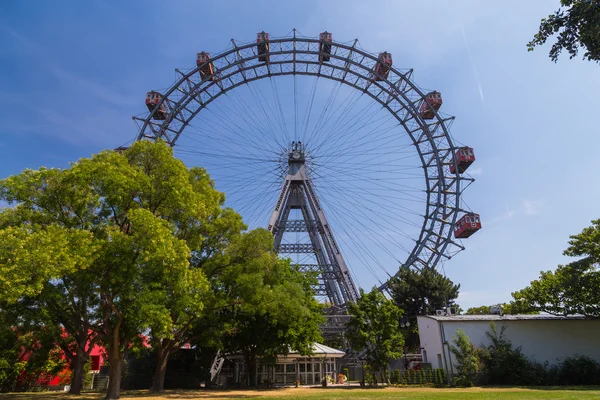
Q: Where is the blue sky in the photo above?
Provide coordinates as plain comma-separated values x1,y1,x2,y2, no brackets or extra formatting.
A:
1,0,599,308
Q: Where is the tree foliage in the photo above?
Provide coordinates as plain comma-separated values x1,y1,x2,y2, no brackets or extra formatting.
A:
0,141,230,397
465,301,536,316
218,229,323,387
478,323,546,386
346,288,404,384
449,330,479,387
511,219,600,317
528,0,600,62
389,267,460,349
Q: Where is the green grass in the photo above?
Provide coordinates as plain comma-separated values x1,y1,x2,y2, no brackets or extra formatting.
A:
2,387,600,400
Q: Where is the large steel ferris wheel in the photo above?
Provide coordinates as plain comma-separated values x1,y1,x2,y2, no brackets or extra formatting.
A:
130,30,481,304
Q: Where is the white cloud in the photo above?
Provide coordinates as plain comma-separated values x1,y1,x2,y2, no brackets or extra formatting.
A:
523,199,547,215
460,22,485,104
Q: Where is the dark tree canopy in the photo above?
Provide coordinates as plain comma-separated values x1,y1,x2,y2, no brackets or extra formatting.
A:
528,0,600,62
389,267,460,349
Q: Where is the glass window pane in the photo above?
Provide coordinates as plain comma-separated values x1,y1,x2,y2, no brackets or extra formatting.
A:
314,363,320,372
275,364,284,373
299,363,305,372
287,364,295,373
307,363,312,372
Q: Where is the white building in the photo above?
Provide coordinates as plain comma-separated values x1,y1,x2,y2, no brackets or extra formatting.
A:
417,314,600,374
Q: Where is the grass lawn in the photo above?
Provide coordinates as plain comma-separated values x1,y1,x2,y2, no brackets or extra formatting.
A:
2,387,600,400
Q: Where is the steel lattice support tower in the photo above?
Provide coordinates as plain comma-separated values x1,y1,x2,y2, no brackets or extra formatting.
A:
267,142,358,306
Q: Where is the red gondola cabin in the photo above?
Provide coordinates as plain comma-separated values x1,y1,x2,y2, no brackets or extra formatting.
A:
196,52,215,81
319,31,332,62
450,147,475,174
257,31,270,63
454,213,481,239
145,91,167,120
420,91,442,119
374,52,392,81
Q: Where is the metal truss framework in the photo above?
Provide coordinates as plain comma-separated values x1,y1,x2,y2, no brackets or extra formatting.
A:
267,150,359,305
133,31,474,293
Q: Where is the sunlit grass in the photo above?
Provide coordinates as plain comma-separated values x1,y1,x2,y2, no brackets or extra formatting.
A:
2,386,600,400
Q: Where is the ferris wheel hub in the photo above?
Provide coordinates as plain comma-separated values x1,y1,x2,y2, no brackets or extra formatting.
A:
289,141,305,164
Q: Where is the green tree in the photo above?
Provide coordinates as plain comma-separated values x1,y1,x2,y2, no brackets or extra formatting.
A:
465,305,491,315
346,288,404,384
449,330,479,387
465,302,536,315
219,229,323,387
0,141,225,398
0,169,101,394
528,0,600,62
389,267,460,349
511,219,600,317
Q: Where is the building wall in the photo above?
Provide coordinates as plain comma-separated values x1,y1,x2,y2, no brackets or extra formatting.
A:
417,316,446,370
418,316,600,373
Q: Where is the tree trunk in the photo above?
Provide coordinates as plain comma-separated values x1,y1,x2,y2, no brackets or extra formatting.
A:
381,368,390,385
69,347,88,394
105,342,124,399
150,344,170,393
243,349,257,387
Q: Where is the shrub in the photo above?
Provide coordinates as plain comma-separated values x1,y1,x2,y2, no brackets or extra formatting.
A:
479,323,536,385
390,369,401,384
449,330,479,386
550,355,600,385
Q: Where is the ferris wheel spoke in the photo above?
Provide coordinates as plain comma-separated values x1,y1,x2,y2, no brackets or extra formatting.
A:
185,117,271,158
299,76,320,141
246,82,290,150
314,181,422,237
324,119,402,158
317,193,387,285
226,85,290,153
201,109,279,155
235,181,280,226
318,186,413,265
304,82,344,147
313,95,384,155
175,148,278,163
269,77,291,141
178,128,274,161
313,178,423,222
215,93,284,153
309,88,364,152
318,192,398,280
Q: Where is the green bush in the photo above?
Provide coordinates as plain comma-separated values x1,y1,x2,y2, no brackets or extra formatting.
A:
390,369,401,384
549,355,600,385
449,330,479,386
479,323,539,385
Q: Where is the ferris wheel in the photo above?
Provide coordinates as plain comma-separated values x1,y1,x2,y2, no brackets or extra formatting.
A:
130,30,481,302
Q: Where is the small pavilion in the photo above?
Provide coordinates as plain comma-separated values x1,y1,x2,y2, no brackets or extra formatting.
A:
225,343,345,386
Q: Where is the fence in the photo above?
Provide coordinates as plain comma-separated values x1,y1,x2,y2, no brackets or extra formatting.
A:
389,368,447,385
